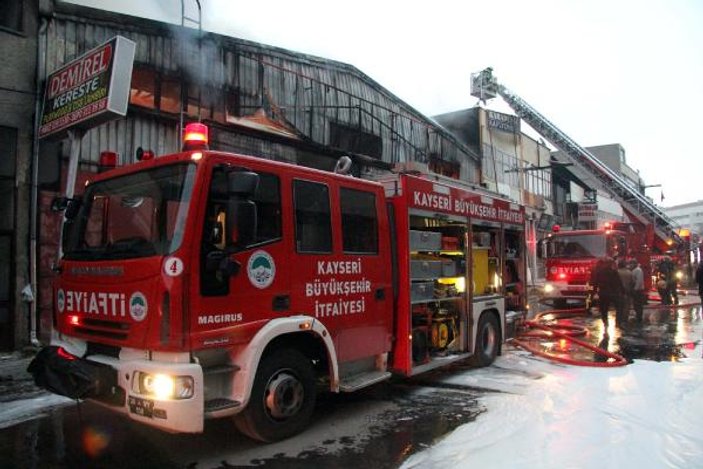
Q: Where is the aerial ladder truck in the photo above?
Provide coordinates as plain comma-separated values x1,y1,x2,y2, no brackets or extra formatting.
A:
470,68,683,266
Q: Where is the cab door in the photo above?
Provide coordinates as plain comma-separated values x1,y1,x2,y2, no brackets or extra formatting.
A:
288,177,392,363
192,161,290,346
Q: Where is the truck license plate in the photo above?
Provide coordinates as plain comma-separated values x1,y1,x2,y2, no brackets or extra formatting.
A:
128,396,154,418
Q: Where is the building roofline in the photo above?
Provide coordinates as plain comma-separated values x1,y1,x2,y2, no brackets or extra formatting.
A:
51,1,479,163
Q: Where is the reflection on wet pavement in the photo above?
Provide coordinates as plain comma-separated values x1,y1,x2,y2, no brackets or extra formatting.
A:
530,302,702,364
0,377,486,469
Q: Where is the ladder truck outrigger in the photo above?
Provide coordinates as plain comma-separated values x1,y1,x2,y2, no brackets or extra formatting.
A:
470,68,684,304
29,123,528,442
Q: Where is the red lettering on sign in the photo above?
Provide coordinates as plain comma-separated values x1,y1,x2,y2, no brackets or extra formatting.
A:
48,44,113,99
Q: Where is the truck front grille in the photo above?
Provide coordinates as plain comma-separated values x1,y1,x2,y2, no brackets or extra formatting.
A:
86,341,121,358
75,319,130,341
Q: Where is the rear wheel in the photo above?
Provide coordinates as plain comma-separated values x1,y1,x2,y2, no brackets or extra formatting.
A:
470,313,500,367
235,349,316,442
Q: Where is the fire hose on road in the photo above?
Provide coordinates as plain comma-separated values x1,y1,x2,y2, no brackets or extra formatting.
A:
510,307,629,367
512,294,703,367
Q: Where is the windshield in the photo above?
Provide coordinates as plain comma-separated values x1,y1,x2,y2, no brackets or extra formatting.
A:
63,163,197,260
544,234,605,259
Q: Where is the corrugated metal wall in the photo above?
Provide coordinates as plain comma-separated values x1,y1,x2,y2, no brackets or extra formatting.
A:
44,6,479,182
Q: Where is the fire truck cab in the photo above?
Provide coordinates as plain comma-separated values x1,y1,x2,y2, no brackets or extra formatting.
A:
30,125,527,442
539,226,628,306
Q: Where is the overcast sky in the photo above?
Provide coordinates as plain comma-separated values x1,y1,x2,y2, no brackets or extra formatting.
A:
66,0,703,208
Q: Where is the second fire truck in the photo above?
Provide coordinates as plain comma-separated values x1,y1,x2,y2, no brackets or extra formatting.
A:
539,222,655,307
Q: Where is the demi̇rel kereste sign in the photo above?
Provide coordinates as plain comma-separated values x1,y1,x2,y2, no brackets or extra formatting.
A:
39,35,136,139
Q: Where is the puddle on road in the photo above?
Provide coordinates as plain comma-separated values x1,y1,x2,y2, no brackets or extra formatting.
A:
0,381,485,469
0,404,181,469
217,384,484,469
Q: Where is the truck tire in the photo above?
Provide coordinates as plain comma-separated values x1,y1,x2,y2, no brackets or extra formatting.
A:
470,313,500,367
234,349,316,442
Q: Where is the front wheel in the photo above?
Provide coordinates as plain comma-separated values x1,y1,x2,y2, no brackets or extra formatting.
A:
234,349,316,442
470,313,500,367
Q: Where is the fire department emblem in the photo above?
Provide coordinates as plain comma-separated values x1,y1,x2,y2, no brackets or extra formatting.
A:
247,250,275,289
57,289,65,313
129,292,148,322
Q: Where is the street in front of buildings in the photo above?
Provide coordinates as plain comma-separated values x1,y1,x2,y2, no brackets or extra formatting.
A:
1,295,700,468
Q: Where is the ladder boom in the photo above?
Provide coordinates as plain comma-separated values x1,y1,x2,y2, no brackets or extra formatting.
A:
471,68,680,247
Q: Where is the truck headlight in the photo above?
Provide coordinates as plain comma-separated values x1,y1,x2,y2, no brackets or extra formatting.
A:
544,283,555,294
132,371,194,400
675,270,683,280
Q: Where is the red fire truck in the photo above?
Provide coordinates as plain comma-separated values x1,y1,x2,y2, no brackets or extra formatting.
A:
539,222,653,307
29,124,527,442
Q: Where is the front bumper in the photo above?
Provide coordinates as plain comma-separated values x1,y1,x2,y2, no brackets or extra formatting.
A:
28,345,205,433
543,281,590,299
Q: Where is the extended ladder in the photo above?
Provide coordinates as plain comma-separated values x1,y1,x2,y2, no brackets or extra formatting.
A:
470,68,680,247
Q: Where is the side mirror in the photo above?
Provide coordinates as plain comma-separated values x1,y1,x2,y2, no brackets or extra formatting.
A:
536,239,544,259
51,196,82,220
227,171,259,196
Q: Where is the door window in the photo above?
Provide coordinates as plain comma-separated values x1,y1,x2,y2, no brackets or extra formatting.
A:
340,188,378,254
294,180,332,253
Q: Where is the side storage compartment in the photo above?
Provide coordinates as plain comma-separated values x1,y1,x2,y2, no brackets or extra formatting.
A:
408,219,468,367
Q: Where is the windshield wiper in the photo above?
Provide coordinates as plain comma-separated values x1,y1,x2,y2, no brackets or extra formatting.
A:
106,237,157,256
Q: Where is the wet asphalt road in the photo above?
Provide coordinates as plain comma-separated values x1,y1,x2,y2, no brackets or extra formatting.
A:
1,299,701,468
1,372,488,469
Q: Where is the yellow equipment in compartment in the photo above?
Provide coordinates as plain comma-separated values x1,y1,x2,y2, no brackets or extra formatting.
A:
472,246,489,294
430,315,456,350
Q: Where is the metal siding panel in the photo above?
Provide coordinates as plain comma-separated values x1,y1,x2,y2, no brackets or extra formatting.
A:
65,21,76,59
83,22,94,57
96,125,106,162
136,32,148,63
55,21,66,68
152,35,161,68
116,120,124,156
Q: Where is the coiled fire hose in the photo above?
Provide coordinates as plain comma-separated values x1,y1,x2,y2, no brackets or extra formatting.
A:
510,307,629,367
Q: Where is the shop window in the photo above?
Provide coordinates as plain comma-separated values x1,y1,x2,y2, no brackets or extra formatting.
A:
294,180,332,253
429,156,460,180
186,83,203,119
0,181,13,231
130,68,156,109
186,84,225,123
226,88,242,119
130,67,182,115
0,0,23,33
0,127,16,232
0,127,17,178
341,188,378,254
160,77,181,114
38,140,61,190
329,122,382,159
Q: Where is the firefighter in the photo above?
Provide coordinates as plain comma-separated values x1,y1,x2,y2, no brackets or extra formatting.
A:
657,257,678,305
695,262,703,307
630,260,646,323
616,259,634,328
591,257,624,331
